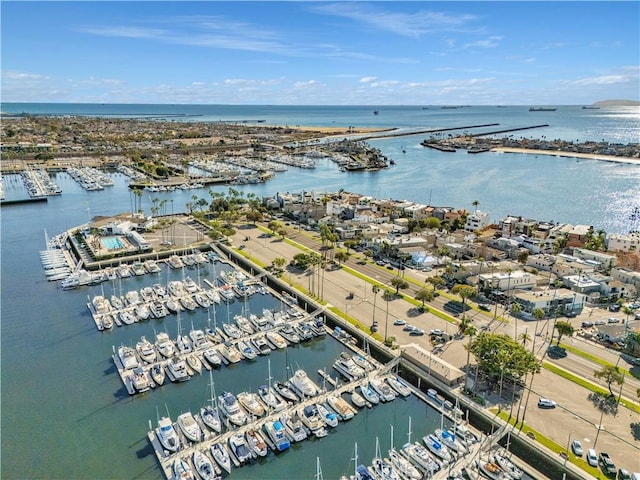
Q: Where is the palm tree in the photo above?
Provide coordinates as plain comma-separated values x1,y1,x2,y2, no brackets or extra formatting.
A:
463,323,478,387
518,331,531,346
554,320,575,345
472,199,479,213
594,365,625,397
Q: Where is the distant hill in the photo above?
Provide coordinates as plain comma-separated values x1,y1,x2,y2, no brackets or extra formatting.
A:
592,99,640,107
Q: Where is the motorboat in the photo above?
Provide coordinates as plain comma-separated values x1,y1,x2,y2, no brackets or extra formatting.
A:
280,410,307,442
218,343,242,364
278,323,300,343
249,313,270,332
203,348,222,368
222,322,242,339
194,293,211,308
101,314,114,330
91,295,111,315
187,353,203,374
435,428,467,454
205,288,221,305
205,327,223,344
475,460,510,480
273,380,298,403
183,276,199,293
131,261,146,276
218,391,247,426
263,420,290,451
125,290,141,306
333,352,366,380
167,356,190,382
135,336,157,364
168,255,185,269
228,432,252,464
172,457,194,480
192,450,217,480
180,295,197,311
369,378,396,402
295,321,314,340
134,303,151,321
316,402,339,428
176,334,193,355
168,280,185,296
189,329,211,350
245,429,268,457
288,369,319,398
234,314,255,335
309,316,327,335
236,340,259,360
210,442,232,475
140,286,155,303
351,353,374,371
152,283,168,298
155,332,176,359
156,416,180,453
387,448,421,480
423,434,452,463
110,294,124,310
237,391,266,418
266,330,288,349
326,394,355,420
401,442,441,475
118,311,136,325
350,390,367,408
453,423,480,446
143,259,161,273
131,367,151,393
356,464,376,480
150,301,168,318
117,345,139,370
385,376,412,397
427,388,446,406
299,404,327,438
166,298,182,313
251,334,272,355
151,363,165,386
358,383,380,404
257,384,287,412
493,453,523,479
177,411,203,443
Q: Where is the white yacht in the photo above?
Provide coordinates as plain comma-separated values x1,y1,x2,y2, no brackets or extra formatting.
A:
245,429,268,457
234,314,255,335
251,334,272,355
203,347,222,368
299,404,327,438
228,432,252,465
151,363,165,386
387,448,421,480
369,378,396,402
263,420,291,451
266,330,287,350
117,345,139,370
326,394,355,420
386,376,412,397
189,329,211,350
280,411,307,442
156,416,180,453
237,392,266,418
332,352,366,380
131,367,151,393
172,457,194,480
358,383,380,404
183,276,199,293
288,369,319,398
401,441,441,474
135,336,157,364
221,322,242,339
177,411,203,443
423,434,452,463
237,340,259,360
316,402,339,428
167,356,190,382
155,332,176,359
218,391,247,426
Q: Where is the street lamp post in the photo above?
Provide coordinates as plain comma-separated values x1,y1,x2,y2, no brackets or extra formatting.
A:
564,431,575,467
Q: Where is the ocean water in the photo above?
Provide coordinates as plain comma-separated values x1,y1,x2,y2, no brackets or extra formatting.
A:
1,104,639,479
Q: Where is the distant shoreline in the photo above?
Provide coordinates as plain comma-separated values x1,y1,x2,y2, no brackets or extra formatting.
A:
492,147,640,165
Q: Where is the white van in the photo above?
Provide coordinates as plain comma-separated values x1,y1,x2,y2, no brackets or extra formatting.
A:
586,448,598,467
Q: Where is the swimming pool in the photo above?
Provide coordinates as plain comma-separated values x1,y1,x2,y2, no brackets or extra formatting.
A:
101,237,125,250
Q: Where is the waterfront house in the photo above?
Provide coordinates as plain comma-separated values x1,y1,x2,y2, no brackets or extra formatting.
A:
607,232,640,253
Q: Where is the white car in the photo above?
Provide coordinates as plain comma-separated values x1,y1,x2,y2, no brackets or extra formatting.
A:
571,439,583,456
586,448,598,467
393,318,406,326
538,397,556,409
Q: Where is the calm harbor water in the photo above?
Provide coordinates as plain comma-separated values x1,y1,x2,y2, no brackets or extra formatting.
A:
1,104,639,479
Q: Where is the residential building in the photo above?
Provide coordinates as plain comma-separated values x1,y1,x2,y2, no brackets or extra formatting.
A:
573,247,617,271
607,232,640,253
512,289,585,317
464,210,491,232
477,270,537,292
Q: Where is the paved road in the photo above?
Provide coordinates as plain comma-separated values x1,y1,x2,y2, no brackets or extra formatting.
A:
231,223,640,472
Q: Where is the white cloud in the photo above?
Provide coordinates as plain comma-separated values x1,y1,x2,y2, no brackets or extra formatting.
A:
2,70,50,80
569,66,639,86
360,77,377,83
312,3,479,38
463,36,502,49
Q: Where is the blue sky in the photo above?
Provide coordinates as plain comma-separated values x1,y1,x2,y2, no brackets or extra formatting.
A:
1,1,638,105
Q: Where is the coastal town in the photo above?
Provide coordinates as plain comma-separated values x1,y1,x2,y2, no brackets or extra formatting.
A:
2,117,640,480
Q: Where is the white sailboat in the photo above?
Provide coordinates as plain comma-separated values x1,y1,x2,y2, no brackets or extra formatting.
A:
200,369,222,434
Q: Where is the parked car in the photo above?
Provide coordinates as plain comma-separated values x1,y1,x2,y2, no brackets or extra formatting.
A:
599,452,616,475
586,449,598,467
595,319,606,325
618,469,631,480
478,304,491,311
610,304,621,312
571,439,583,456
581,321,594,328
538,397,557,409
409,328,425,336
608,317,621,323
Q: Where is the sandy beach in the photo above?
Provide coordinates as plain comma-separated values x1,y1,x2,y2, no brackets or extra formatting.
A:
492,146,640,165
